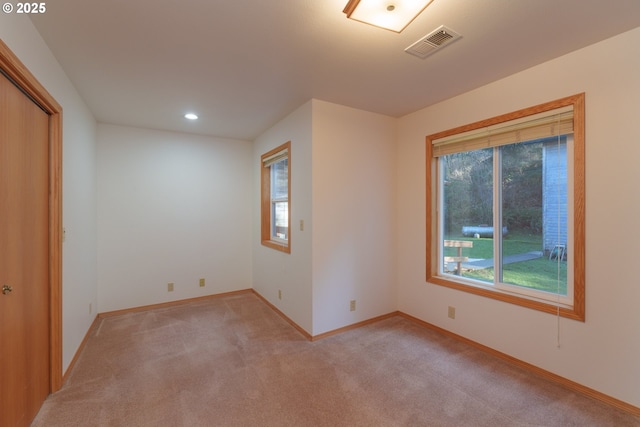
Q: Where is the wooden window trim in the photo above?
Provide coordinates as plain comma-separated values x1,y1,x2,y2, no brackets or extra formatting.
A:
261,141,291,253
426,93,585,321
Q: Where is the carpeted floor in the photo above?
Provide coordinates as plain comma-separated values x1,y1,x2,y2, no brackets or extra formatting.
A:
32,292,640,426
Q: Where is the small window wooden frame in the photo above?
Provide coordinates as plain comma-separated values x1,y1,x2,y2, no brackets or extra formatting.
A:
261,141,291,253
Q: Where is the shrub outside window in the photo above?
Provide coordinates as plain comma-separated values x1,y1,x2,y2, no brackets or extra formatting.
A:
426,94,585,320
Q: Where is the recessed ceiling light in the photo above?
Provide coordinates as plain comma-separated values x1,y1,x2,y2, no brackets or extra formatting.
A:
184,113,198,120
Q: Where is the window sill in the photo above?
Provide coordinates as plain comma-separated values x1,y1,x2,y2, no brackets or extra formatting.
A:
427,274,584,321
261,239,290,254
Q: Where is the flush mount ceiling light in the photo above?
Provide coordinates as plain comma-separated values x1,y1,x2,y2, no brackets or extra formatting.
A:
343,0,434,32
184,113,198,120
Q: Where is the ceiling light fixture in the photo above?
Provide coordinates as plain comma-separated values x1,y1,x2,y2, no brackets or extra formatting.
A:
343,0,434,33
184,113,198,120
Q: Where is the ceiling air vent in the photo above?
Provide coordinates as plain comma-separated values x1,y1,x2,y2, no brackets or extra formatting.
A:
405,25,461,59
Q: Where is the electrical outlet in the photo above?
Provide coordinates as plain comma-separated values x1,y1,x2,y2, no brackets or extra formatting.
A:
299,220,304,231
350,300,356,312
89,302,92,314
199,278,205,287
448,306,456,319
168,282,174,292
278,289,282,300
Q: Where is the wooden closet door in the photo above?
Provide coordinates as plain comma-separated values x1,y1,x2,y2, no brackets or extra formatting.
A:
0,72,51,427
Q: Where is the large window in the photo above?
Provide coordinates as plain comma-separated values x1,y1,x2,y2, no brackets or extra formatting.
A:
426,94,585,320
261,141,291,253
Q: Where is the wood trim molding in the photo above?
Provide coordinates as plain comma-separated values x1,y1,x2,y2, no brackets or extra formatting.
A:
98,289,254,318
251,290,312,340
62,315,99,384
310,311,400,341
342,0,359,17
398,312,640,417
0,39,64,392
251,289,400,342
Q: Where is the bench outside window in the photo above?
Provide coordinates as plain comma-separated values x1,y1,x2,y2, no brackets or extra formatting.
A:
443,240,473,275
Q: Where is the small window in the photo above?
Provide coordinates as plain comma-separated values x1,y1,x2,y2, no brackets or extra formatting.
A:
261,141,291,253
426,94,585,320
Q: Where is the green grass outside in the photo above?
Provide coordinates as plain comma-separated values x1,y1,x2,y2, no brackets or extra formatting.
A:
444,232,567,294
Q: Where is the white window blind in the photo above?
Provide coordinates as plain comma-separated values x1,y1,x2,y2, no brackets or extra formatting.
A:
262,148,288,167
432,106,574,157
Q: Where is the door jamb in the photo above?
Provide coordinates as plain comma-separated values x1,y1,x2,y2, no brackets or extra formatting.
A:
0,40,63,392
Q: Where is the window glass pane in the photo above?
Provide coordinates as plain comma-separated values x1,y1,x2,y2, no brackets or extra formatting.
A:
271,158,288,200
272,201,288,240
500,139,567,295
441,148,493,283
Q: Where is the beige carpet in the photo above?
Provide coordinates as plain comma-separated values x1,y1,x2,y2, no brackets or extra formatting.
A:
32,292,640,426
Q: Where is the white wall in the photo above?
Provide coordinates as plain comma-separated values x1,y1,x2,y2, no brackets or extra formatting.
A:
396,27,640,407
252,99,397,337
0,15,98,372
312,100,397,335
97,124,252,312
252,101,314,333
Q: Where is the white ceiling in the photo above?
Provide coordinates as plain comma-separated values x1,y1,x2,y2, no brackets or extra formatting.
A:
30,0,640,141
